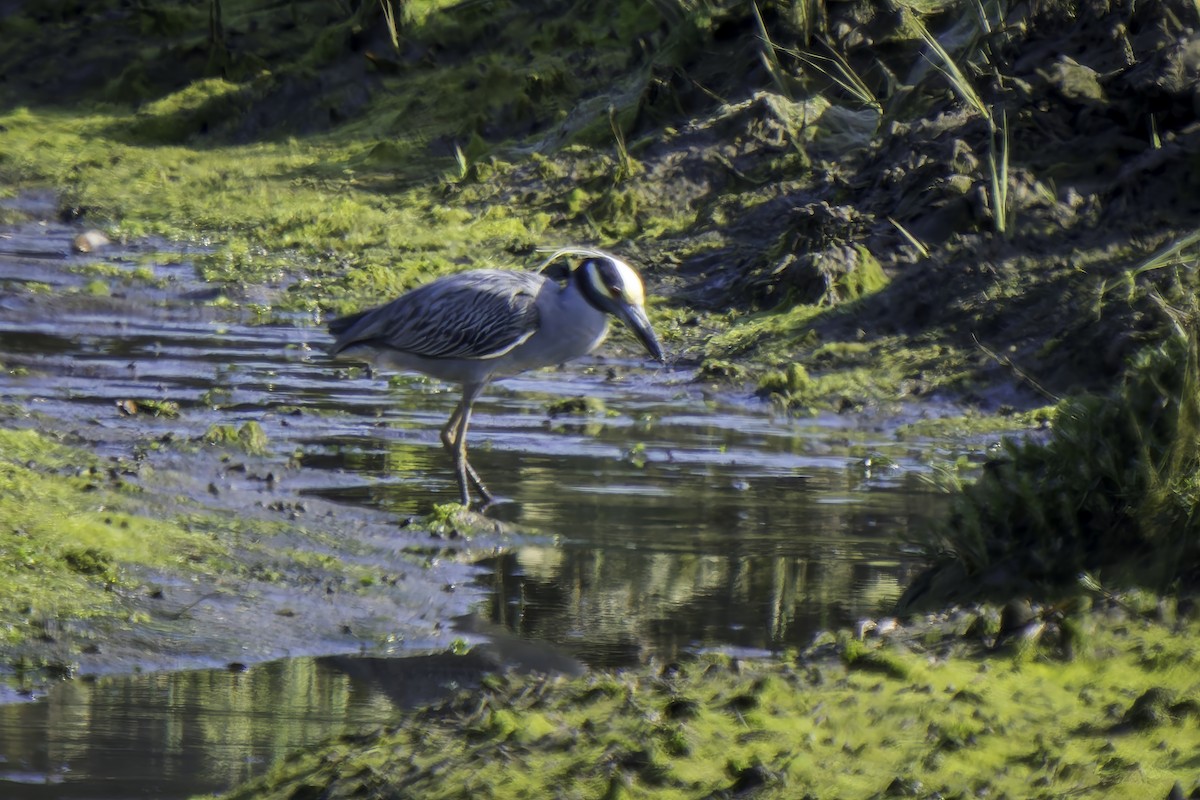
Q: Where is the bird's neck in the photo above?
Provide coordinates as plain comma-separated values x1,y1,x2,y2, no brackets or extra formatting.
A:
550,278,610,355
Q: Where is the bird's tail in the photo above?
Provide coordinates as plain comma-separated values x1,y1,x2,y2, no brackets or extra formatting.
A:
327,309,370,356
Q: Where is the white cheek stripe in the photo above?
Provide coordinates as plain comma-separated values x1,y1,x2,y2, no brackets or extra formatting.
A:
586,262,616,299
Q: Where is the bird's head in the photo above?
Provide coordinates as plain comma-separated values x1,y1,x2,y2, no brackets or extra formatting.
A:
562,250,664,363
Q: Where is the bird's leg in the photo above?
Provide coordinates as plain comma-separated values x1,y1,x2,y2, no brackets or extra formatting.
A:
439,401,461,450
440,402,491,503
440,387,492,506
451,398,494,507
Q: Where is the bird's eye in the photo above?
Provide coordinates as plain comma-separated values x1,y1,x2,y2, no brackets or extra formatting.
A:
594,259,623,294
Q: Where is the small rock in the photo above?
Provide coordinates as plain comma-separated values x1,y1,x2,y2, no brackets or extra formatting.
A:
884,776,922,796
1119,687,1176,731
728,763,776,794
994,597,1037,646
72,230,110,253
1040,56,1105,103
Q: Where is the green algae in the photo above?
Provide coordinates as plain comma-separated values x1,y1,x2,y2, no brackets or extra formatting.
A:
0,429,224,654
202,420,270,456
744,335,974,412
546,396,608,418
214,614,1200,800
0,425,428,675
71,260,162,286
895,406,1056,440
0,97,566,313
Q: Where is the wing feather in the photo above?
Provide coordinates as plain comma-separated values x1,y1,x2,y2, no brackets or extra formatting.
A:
330,270,544,361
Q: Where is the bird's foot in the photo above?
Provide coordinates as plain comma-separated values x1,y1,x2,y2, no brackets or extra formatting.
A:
472,493,513,512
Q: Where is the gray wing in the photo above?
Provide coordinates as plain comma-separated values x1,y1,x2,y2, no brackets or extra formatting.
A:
330,269,545,360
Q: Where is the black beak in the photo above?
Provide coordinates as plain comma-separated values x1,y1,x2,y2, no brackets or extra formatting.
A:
617,303,665,363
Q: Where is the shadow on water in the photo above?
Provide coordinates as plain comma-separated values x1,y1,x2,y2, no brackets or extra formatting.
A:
0,216,991,797
0,651,504,799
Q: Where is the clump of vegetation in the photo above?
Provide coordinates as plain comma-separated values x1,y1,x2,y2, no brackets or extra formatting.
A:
60,546,115,578
116,398,181,418
757,361,817,407
838,633,913,679
202,421,270,455
903,311,1200,609
546,395,606,417
424,502,505,540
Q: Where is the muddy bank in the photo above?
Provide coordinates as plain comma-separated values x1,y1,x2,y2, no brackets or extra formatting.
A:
2,1,1197,413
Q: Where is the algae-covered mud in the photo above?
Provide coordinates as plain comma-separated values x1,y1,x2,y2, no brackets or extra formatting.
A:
0,216,494,681
221,610,1200,800
3,0,1200,797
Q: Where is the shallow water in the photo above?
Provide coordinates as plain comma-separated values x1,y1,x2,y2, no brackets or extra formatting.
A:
315,370,954,665
0,652,496,799
0,219,999,797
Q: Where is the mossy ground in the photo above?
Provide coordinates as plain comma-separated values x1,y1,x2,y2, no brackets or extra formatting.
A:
215,611,1200,800
9,0,1181,411
0,428,223,667
0,102,548,317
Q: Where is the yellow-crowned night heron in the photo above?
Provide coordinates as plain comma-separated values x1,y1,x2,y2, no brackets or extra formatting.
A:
328,249,664,506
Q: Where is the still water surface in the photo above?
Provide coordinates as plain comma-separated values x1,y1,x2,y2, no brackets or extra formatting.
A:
0,222,993,797
0,652,497,798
